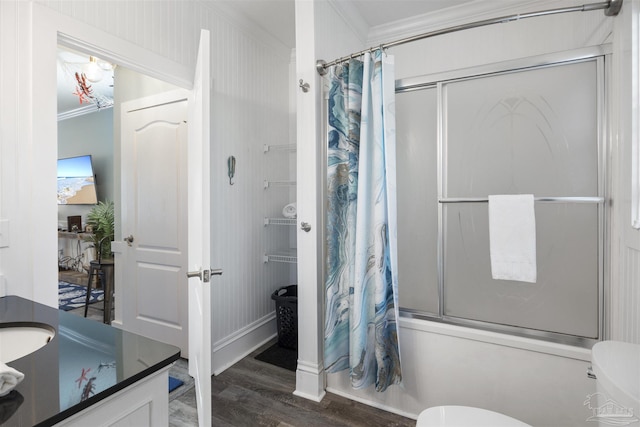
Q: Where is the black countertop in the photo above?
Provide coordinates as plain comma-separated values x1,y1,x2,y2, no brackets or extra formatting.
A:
0,296,181,426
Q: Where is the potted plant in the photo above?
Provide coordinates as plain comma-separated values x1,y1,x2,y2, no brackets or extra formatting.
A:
84,200,115,262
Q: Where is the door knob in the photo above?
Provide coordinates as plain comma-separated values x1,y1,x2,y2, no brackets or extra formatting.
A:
187,270,203,280
187,268,223,283
124,235,134,246
300,222,311,232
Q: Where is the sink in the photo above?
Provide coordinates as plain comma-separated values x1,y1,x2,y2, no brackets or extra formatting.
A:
0,322,55,363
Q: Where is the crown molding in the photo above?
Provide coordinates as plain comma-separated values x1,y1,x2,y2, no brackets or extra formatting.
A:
58,104,112,122
366,0,592,47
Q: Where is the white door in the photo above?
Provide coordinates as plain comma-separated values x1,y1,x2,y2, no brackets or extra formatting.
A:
187,29,215,427
121,89,190,355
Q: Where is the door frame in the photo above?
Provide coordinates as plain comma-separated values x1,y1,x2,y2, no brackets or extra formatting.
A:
31,3,194,313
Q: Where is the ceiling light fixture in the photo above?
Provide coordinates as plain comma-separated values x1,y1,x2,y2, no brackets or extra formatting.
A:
82,56,104,83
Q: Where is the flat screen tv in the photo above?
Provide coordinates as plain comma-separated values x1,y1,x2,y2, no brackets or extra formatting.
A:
57,155,98,205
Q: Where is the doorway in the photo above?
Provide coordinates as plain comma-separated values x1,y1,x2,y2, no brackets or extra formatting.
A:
56,44,189,349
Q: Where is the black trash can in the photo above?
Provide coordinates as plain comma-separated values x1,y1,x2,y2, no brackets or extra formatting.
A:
271,285,297,350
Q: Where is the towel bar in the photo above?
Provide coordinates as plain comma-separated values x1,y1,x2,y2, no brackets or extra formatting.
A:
439,196,604,204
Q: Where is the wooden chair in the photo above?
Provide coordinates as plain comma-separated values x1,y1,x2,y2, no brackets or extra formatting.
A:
84,237,115,324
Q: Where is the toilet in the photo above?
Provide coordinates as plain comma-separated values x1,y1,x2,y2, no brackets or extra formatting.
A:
416,405,531,426
589,340,640,427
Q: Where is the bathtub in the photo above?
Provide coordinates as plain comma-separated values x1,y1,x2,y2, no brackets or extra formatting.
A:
326,317,594,426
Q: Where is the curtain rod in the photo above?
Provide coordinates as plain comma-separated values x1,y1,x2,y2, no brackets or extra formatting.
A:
316,0,622,75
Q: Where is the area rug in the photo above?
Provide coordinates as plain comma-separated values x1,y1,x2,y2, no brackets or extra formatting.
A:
168,376,184,392
58,281,104,311
255,343,297,372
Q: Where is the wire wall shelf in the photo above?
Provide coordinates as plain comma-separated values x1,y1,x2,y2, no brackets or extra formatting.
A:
263,143,296,153
264,251,298,264
263,180,296,189
264,218,296,226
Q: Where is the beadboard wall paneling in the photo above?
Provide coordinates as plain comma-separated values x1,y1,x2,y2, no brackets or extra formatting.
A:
0,1,42,302
35,1,293,351
617,247,640,343
205,6,292,345
37,0,198,69
612,1,640,346
389,8,612,80
316,1,367,64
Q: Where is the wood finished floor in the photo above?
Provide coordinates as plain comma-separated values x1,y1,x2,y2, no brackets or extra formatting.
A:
69,290,415,426
168,343,415,427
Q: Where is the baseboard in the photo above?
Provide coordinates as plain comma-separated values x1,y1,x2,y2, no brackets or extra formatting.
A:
325,385,418,421
212,313,277,375
294,359,326,402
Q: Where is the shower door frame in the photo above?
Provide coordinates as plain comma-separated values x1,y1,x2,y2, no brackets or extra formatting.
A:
395,44,610,348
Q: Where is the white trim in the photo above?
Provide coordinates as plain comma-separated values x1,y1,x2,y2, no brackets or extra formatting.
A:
57,104,112,122
325,385,417,421
57,29,191,91
293,359,326,402
211,313,277,375
630,1,640,230
294,0,326,403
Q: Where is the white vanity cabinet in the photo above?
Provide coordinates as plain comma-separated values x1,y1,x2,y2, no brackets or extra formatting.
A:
55,367,170,427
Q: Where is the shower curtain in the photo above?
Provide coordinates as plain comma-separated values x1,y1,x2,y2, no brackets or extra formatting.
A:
324,50,402,392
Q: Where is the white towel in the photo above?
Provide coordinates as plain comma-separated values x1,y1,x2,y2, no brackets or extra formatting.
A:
488,194,537,283
0,362,24,397
282,202,297,219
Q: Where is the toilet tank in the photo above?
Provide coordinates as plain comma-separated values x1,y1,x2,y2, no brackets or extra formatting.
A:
590,341,640,426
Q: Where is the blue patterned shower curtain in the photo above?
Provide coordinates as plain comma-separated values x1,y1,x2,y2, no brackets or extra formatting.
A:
324,50,401,392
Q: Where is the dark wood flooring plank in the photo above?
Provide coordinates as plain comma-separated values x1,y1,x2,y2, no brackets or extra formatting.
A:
200,348,415,427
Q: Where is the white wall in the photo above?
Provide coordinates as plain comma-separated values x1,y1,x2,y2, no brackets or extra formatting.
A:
0,0,293,373
298,0,638,425
58,110,114,226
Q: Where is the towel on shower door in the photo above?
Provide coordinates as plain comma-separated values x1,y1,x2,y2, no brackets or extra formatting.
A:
488,194,537,283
